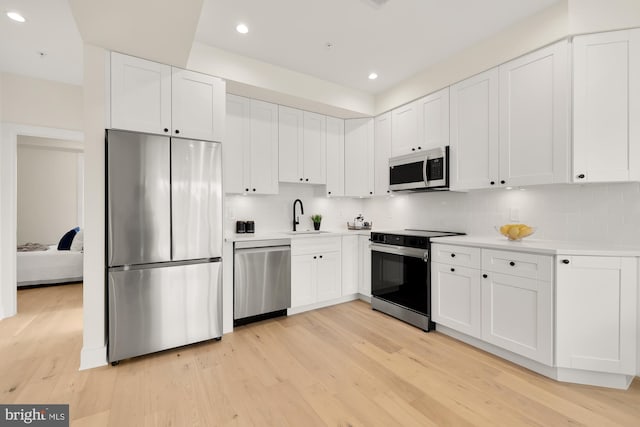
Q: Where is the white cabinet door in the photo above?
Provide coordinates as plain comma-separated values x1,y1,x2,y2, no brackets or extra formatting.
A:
316,252,342,302
325,117,345,196
432,262,482,338
171,68,225,141
374,112,392,196
111,52,171,135
450,68,500,190
249,99,279,194
556,256,638,375
573,29,640,183
391,101,419,157
499,40,569,187
481,272,553,365
303,111,326,184
291,254,315,308
278,106,304,183
224,94,251,194
341,235,359,295
345,118,374,197
358,235,371,296
417,87,449,151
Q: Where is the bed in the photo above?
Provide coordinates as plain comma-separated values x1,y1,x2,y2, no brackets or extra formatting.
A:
17,244,83,287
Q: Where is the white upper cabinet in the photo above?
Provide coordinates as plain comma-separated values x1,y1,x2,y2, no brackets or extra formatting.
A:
110,52,224,141
391,101,419,157
391,88,450,157
573,29,640,183
499,40,569,187
225,95,278,195
325,117,345,196
278,106,326,184
449,68,500,190
556,256,637,375
374,112,392,196
111,53,172,135
171,68,225,141
417,87,450,151
344,118,374,197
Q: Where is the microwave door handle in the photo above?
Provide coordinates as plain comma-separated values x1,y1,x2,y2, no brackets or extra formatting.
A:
423,158,429,185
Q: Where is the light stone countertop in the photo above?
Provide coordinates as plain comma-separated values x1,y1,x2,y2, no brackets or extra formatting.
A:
225,229,372,243
431,235,640,257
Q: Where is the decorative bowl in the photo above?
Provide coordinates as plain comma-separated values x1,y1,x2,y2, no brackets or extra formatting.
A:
495,224,536,241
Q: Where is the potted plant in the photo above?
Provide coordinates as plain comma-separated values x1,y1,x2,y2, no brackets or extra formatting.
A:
311,214,322,230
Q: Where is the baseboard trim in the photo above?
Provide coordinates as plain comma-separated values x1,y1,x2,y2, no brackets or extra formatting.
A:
288,294,360,316
80,345,107,370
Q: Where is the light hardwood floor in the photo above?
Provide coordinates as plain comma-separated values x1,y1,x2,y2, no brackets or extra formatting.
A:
1,284,639,426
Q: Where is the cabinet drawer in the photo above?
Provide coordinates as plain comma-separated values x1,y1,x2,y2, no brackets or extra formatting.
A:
432,244,481,269
292,237,341,255
482,249,552,281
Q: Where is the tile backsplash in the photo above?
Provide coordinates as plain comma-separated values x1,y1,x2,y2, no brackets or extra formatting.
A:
364,182,640,244
226,182,640,244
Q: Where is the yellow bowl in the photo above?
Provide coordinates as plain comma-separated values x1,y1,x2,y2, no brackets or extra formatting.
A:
495,224,536,241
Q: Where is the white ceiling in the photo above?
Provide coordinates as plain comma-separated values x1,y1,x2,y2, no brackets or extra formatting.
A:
195,0,561,94
0,0,83,85
0,0,561,93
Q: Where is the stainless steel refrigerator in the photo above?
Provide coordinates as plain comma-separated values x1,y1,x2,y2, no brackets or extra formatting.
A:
106,129,222,364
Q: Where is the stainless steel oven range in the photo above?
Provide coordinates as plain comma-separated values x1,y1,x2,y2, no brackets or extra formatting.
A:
370,229,464,331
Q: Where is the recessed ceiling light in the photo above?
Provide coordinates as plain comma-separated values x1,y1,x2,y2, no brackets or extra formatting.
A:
6,11,26,23
368,72,378,80
236,23,249,34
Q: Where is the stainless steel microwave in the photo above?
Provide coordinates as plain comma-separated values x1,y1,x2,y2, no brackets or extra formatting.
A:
389,146,449,192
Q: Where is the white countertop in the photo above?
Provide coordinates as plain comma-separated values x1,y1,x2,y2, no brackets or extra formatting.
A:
226,229,372,243
432,235,640,257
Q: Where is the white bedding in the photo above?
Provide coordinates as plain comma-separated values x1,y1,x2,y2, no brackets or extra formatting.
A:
17,245,83,287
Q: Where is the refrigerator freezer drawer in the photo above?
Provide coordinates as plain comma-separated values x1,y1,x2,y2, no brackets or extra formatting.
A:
108,261,222,362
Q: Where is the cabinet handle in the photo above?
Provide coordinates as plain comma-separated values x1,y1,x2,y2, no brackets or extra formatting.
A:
328,191,332,195
163,128,169,133
305,178,309,182
576,174,585,179
387,190,390,193
561,259,570,264
450,268,455,272
500,180,506,185
490,181,495,185
450,253,456,258
175,129,180,134
319,255,323,259
313,256,317,259
482,274,488,279
411,148,416,151
252,188,256,192
299,178,303,181
369,191,373,195
417,146,422,150
509,261,516,267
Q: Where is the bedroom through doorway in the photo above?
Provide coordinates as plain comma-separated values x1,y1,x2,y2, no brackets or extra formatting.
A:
16,135,84,291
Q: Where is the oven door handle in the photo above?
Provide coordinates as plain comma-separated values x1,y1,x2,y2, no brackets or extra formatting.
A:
370,243,428,260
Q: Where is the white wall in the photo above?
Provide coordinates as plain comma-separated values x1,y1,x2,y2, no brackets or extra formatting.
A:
0,72,83,130
569,0,640,34
17,137,82,245
79,44,107,369
187,42,375,119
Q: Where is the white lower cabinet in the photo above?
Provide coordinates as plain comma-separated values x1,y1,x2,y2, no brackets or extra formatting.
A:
481,272,553,365
341,235,359,295
431,262,481,338
556,256,638,375
291,238,342,309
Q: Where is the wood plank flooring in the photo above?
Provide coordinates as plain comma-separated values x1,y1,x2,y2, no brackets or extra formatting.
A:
1,284,639,426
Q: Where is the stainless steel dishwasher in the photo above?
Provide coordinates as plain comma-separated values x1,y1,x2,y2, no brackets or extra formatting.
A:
234,239,291,325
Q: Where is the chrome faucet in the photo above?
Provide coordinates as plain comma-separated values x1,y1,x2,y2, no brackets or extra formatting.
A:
293,199,304,231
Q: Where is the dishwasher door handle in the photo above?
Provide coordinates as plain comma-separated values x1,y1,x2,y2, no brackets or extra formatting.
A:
234,245,291,255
